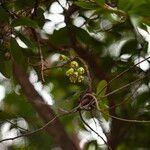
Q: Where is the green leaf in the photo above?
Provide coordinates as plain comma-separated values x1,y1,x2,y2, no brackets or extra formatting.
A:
129,4,150,17
16,31,37,52
14,0,35,9
96,80,109,121
96,80,107,99
75,27,93,45
10,38,27,69
11,17,39,28
74,1,100,10
120,39,137,55
0,60,12,78
118,0,145,12
4,93,36,117
0,110,15,120
50,27,70,47
0,6,9,23
34,7,45,27
84,140,100,150
95,0,104,7
141,17,150,26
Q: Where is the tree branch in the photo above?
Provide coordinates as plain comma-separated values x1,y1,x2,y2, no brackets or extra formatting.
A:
12,60,79,150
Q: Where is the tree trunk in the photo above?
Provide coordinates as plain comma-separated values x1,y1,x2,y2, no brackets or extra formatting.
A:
12,61,79,150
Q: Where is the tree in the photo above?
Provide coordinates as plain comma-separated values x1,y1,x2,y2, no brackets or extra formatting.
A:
0,0,150,149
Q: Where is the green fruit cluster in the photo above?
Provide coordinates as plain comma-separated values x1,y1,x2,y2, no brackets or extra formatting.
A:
59,55,85,83
66,61,85,83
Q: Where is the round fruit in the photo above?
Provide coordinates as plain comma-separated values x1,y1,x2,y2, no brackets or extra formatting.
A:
78,75,84,82
70,61,79,68
77,67,85,75
66,68,74,76
72,71,78,78
69,76,77,83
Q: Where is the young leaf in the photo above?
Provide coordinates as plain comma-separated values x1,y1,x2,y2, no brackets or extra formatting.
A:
96,80,109,121
96,80,107,99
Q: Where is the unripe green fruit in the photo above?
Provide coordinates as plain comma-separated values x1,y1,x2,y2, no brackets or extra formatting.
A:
78,75,84,82
70,61,79,68
69,76,77,83
72,71,78,78
77,67,85,75
66,68,74,76
65,60,85,83
59,54,68,61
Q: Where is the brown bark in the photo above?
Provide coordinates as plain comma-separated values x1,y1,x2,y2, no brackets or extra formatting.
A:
12,61,79,150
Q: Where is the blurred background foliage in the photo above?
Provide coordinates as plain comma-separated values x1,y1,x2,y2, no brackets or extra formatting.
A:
0,0,150,149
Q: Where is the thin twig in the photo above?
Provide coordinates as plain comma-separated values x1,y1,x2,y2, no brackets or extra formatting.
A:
97,56,150,97
30,28,45,83
43,56,76,71
90,111,98,134
0,116,57,143
101,75,148,98
82,93,150,123
104,82,142,111
37,37,45,83
0,109,78,143
32,0,38,17
97,108,150,123
5,119,28,132
79,111,112,150
56,0,66,10
79,14,99,28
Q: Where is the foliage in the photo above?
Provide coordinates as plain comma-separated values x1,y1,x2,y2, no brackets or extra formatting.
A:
0,0,150,149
